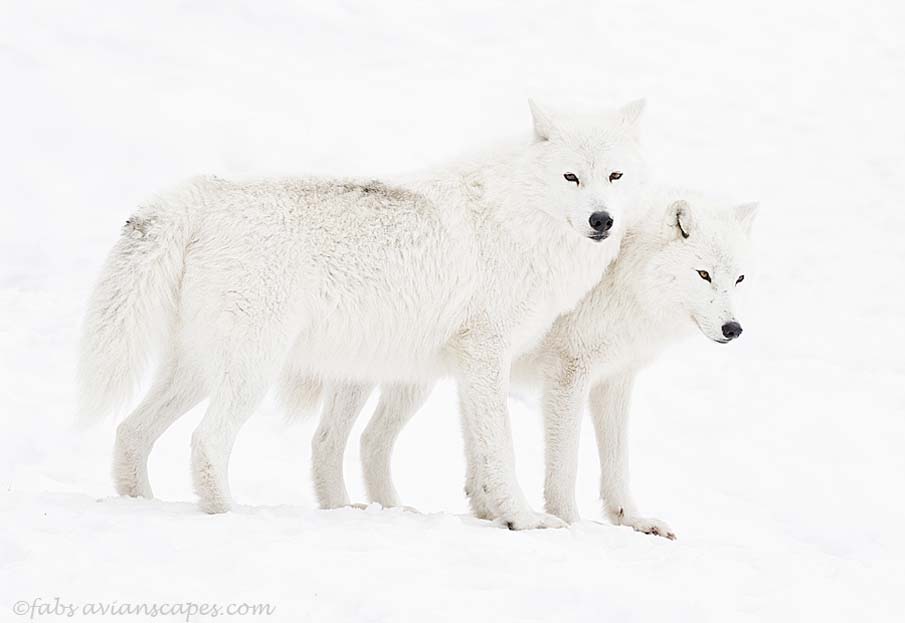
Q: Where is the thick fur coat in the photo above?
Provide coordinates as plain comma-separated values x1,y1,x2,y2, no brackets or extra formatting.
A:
307,188,757,537
79,100,648,529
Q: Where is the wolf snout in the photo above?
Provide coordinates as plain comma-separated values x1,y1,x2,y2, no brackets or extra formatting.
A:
721,321,743,341
588,211,614,240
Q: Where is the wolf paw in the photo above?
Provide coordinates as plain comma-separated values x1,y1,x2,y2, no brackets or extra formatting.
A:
112,461,153,499
621,515,676,540
388,504,420,514
112,434,153,498
191,442,232,514
496,511,568,531
345,502,420,513
198,495,232,515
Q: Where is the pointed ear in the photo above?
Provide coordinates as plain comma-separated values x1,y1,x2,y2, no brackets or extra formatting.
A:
528,98,557,141
735,202,759,235
618,98,646,129
666,199,693,239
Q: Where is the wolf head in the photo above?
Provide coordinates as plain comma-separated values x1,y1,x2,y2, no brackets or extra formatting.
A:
527,99,646,243
643,195,758,343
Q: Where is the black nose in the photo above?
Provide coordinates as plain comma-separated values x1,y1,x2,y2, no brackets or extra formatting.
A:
589,211,614,233
721,321,743,340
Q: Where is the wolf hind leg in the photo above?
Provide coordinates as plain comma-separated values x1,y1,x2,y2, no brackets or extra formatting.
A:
360,382,432,508
311,382,374,509
113,349,207,498
190,330,292,514
191,380,267,513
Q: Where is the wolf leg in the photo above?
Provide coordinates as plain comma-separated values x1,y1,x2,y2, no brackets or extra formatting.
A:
590,372,675,540
190,333,288,514
360,382,432,508
113,349,207,498
191,378,269,514
455,333,565,530
311,382,374,509
542,362,589,523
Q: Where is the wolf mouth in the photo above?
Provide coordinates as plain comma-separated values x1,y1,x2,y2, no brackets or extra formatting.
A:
693,317,730,343
587,232,610,242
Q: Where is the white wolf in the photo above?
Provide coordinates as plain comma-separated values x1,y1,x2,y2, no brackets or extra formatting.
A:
79,99,647,529
305,188,757,537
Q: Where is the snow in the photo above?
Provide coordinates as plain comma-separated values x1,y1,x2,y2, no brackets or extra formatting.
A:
2,1,904,621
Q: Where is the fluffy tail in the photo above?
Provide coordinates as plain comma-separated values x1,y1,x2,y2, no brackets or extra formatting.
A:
77,203,193,422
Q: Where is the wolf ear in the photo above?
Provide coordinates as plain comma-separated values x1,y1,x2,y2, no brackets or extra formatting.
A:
528,99,558,141
618,98,646,133
619,98,646,125
667,200,693,239
735,202,759,235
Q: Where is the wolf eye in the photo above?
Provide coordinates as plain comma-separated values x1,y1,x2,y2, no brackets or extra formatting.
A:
697,270,711,282
609,171,623,182
736,275,745,284
563,173,579,185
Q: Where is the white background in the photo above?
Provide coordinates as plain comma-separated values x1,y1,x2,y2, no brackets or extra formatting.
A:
2,1,904,621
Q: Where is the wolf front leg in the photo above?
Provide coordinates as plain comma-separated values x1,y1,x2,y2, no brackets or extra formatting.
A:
455,334,566,530
589,372,675,540
542,360,590,523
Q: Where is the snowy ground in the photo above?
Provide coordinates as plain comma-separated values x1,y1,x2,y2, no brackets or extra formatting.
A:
2,1,904,621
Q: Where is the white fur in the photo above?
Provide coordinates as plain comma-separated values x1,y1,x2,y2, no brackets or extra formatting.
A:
78,100,648,529
310,188,757,536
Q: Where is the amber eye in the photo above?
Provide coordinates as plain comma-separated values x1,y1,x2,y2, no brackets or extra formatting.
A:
697,270,711,282
609,171,623,182
563,172,579,185
736,275,745,284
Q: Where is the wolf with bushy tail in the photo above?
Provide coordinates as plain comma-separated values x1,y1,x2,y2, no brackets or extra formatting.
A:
78,99,648,529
